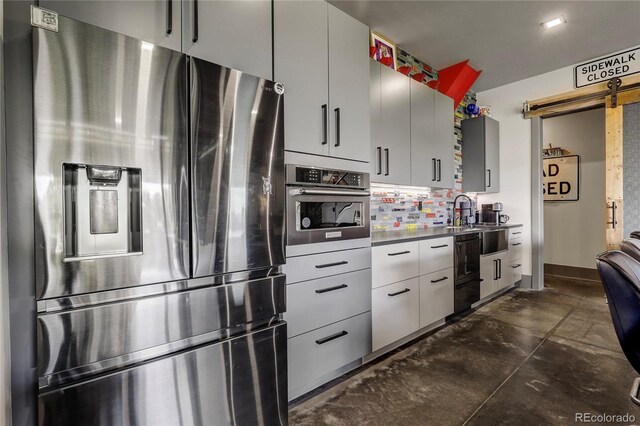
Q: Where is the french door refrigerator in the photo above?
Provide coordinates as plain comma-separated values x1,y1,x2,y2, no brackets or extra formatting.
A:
32,11,286,425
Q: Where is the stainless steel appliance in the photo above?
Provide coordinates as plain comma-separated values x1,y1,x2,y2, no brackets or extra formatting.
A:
286,165,370,246
480,202,509,225
32,12,286,425
453,233,481,313
481,229,509,255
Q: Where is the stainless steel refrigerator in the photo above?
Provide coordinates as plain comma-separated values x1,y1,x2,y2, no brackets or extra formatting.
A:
32,11,286,425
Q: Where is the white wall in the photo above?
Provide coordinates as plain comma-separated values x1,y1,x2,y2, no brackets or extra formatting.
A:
476,44,640,279
475,64,577,277
543,109,606,269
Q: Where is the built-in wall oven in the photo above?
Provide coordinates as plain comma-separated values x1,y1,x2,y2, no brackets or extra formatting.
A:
286,165,370,246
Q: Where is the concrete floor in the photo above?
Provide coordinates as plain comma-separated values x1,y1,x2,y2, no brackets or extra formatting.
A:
289,275,640,425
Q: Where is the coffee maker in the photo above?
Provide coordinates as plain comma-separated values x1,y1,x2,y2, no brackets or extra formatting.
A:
480,203,509,225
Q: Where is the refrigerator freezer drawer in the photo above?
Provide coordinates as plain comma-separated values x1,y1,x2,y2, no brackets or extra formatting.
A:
39,323,288,426
37,274,286,389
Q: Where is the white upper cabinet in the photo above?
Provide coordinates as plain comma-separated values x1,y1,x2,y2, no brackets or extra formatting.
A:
39,0,182,52
371,62,411,185
182,0,273,79
410,79,436,187
433,91,455,189
275,1,370,163
274,0,330,157
327,5,371,163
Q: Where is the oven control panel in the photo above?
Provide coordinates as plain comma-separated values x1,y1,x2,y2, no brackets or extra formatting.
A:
286,165,369,188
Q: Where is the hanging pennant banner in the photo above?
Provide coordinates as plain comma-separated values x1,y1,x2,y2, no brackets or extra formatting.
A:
574,47,640,88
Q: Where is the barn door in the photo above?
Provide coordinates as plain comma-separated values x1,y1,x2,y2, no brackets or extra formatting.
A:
606,89,640,249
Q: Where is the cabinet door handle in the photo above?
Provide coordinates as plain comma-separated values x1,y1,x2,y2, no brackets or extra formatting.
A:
321,104,328,145
498,259,502,279
512,243,522,246
486,169,491,188
315,284,348,294
315,261,348,269
192,0,199,43
384,148,390,176
377,147,382,175
430,244,448,249
316,330,348,345
387,250,410,256
431,276,448,283
437,159,441,182
494,259,498,280
166,0,173,35
388,288,411,297
334,108,341,147
432,158,437,181
511,264,522,269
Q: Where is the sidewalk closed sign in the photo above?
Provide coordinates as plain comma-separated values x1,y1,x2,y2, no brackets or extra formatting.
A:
543,155,579,201
574,47,640,88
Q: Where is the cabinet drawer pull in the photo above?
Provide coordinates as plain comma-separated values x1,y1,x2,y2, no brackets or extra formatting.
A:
430,244,448,249
315,261,348,269
388,288,410,297
315,284,348,294
512,264,522,269
316,330,348,345
431,276,448,283
387,250,410,256
512,243,522,246
513,232,522,235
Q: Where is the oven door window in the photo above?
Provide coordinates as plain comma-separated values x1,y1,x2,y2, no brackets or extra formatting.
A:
297,201,363,231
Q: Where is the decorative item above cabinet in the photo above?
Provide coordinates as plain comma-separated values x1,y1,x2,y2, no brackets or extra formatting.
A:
461,116,500,193
274,1,371,163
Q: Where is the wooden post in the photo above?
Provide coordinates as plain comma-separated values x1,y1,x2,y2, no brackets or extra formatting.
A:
605,95,624,250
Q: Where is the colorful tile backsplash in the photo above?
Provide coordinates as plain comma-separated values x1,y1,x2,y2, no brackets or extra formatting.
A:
370,186,477,231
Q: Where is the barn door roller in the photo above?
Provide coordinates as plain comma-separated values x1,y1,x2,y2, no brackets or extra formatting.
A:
608,77,622,108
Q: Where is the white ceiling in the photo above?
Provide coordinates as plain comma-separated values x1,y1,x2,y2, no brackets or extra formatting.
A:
329,1,640,92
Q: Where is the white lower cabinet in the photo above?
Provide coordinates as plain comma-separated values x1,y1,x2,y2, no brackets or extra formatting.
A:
288,312,371,397
372,278,420,351
419,268,454,328
371,242,419,288
481,251,510,298
510,260,523,286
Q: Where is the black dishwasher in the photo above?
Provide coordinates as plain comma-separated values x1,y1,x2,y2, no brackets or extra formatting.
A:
453,233,481,314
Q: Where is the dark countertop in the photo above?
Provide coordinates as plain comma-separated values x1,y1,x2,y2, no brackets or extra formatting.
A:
371,224,523,246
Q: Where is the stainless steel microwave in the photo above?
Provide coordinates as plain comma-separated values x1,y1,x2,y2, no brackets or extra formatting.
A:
285,165,370,246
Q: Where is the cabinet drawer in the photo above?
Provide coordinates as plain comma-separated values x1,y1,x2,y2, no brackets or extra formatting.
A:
509,228,524,240
372,242,419,288
372,278,420,351
284,247,371,284
509,238,523,261
419,237,454,275
419,268,454,328
285,269,372,338
288,312,371,396
510,260,523,285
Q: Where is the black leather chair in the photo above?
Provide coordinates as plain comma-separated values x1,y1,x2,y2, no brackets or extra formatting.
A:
596,250,640,405
621,239,640,263
631,231,640,240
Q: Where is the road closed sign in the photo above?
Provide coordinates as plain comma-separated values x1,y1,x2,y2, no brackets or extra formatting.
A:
543,155,579,201
574,47,640,88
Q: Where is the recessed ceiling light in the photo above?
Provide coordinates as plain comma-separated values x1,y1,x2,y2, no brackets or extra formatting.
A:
542,16,566,29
